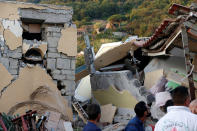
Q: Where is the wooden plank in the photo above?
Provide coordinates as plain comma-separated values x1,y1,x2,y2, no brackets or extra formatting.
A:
75,69,89,82
94,40,137,70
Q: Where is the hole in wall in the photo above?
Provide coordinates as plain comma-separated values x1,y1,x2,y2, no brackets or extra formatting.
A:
21,20,43,41
22,32,42,41
57,81,65,90
22,48,43,64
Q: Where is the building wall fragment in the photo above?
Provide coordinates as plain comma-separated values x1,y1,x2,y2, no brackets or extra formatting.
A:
0,1,76,117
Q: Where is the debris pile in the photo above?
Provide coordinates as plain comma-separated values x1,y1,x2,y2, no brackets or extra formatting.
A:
74,3,197,130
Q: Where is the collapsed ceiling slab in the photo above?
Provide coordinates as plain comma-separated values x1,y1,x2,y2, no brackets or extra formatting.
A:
95,41,122,59
93,86,138,109
94,40,138,70
132,3,197,56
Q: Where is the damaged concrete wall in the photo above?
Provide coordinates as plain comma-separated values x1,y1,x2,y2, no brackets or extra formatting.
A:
0,1,77,117
91,70,149,109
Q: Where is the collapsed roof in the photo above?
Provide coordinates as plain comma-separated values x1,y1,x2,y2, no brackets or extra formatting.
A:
134,3,197,56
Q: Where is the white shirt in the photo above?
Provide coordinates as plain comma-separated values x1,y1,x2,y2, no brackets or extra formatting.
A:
155,106,197,131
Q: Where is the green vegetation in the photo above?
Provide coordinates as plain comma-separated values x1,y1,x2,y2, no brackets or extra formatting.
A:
15,0,197,67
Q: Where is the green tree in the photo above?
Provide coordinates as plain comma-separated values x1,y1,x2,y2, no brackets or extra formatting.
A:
108,14,127,28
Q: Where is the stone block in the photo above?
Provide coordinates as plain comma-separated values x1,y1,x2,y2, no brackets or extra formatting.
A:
56,58,70,69
48,48,57,53
8,52,22,59
8,69,18,75
46,27,61,33
46,32,53,37
61,70,75,75
65,85,75,96
0,57,9,69
9,59,18,69
52,74,66,80
47,37,59,48
53,32,61,37
47,58,56,70
70,59,76,70
51,69,61,75
62,80,76,90
15,47,22,53
47,52,60,58
65,74,75,81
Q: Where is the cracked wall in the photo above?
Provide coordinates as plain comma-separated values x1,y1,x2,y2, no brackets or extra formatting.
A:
0,1,77,116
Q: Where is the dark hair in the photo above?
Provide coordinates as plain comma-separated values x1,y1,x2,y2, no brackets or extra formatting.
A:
87,104,101,120
134,101,147,118
163,100,173,113
171,86,189,105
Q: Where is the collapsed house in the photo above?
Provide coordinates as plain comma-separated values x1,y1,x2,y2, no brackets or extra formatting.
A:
0,1,77,129
75,3,197,130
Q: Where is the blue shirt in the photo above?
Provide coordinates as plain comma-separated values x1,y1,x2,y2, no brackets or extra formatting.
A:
83,121,102,131
125,116,145,131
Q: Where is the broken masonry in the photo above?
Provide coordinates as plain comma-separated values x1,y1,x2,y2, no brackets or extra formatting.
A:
0,1,77,122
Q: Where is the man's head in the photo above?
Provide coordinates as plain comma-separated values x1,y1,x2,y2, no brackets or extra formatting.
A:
171,86,190,107
163,100,174,113
87,104,101,122
189,99,197,114
134,101,150,122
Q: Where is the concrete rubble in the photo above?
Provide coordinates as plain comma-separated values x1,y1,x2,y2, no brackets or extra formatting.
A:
74,3,197,130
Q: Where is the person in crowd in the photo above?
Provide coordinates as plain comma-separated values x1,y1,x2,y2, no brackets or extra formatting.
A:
125,101,151,131
162,99,173,113
83,104,101,131
155,86,197,131
189,99,197,114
